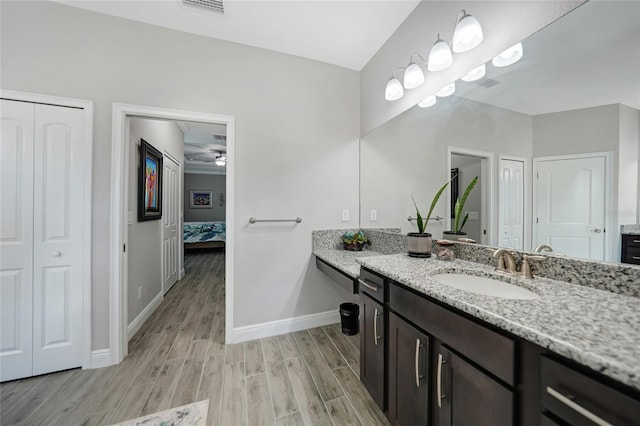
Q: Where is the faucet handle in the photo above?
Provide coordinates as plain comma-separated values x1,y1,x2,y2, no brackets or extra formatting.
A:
520,254,546,279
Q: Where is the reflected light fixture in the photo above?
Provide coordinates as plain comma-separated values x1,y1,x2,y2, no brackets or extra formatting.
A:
461,63,486,82
418,95,437,108
385,76,404,101
215,153,226,166
436,82,456,97
492,42,523,67
452,10,483,53
427,34,453,72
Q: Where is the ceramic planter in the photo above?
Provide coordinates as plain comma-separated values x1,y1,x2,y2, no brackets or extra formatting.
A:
442,231,467,240
407,232,432,258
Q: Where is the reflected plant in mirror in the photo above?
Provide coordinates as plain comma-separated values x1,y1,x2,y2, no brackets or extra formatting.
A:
445,175,478,238
360,1,640,264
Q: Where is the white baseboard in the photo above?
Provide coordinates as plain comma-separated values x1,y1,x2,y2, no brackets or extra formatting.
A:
90,349,112,369
228,309,340,343
179,268,185,280
127,292,163,339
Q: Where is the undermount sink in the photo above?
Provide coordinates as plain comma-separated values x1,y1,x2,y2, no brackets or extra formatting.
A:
432,273,541,300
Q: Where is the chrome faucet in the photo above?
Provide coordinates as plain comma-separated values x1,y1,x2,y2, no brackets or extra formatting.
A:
534,244,553,253
492,249,517,273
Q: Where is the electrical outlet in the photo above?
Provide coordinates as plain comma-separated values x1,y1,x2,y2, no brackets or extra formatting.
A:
138,286,142,300
370,209,377,221
342,209,349,222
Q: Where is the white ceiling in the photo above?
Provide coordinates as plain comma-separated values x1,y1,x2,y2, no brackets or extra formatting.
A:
51,0,420,71
181,121,227,175
456,1,640,115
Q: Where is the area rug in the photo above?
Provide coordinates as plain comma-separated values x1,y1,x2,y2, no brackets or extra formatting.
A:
109,400,208,426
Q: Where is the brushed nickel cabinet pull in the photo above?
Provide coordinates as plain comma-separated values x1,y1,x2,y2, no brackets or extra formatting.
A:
358,279,378,292
373,308,381,345
437,353,446,407
415,338,424,387
546,386,612,426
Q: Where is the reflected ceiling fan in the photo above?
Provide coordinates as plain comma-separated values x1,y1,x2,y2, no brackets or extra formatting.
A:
185,144,226,166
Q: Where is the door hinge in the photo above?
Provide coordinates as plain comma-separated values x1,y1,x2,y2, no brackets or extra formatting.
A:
536,172,539,179
536,217,539,224
123,244,126,253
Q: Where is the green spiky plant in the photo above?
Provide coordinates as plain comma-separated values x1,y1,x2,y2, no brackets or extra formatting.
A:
452,176,478,233
411,175,457,235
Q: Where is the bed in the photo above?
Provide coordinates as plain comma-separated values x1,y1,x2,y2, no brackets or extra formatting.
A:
184,221,226,250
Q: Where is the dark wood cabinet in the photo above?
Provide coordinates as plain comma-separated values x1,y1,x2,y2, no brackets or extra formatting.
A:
360,292,385,410
435,345,513,426
621,234,640,265
388,312,430,426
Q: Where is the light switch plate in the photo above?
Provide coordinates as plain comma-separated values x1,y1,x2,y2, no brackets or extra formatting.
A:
127,211,134,225
370,209,377,221
342,209,349,222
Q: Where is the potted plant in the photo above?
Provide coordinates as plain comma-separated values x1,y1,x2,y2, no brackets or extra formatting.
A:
341,230,370,251
443,176,478,239
408,177,455,258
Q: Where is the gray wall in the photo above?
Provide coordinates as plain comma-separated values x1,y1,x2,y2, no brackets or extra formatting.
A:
360,1,584,135
184,173,226,222
1,0,359,350
128,118,184,326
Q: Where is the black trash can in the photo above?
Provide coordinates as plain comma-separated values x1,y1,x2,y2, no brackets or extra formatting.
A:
339,303,359,335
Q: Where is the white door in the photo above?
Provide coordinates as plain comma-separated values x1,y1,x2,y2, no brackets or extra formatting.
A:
0,100,85,381
498,159,524,250
534,155,606,260
162,155,179,294
1,100,35,381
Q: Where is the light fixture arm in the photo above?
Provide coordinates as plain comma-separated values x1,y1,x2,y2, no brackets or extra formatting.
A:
409,53,429,68
451,9,467,40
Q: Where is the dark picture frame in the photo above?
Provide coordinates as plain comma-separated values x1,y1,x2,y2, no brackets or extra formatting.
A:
138,139,163,221
450,168,459,219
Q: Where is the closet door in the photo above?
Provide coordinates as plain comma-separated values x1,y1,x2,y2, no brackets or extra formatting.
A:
0,100,35,382
32,104,84,375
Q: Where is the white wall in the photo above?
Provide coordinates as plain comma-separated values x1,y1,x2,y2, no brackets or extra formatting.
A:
360,1,583,135
128,118,184,325
360,96,532,238
184,173,226,222
1,1,359,349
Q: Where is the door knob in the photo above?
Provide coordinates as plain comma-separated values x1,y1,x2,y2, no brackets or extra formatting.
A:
52,251,62,257
590,228,602,233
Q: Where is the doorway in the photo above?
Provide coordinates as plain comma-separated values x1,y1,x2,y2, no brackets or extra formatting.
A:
446,147,495,246
533,152,611,261
498,156,529,250
110,104,235,365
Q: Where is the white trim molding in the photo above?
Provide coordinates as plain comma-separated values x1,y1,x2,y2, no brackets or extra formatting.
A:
90,349,112,369
0,89,94,372
229,310,341,344
127,292,163,339
110,103,235,365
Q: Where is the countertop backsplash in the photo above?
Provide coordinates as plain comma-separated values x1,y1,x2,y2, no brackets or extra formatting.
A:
621,224,640,235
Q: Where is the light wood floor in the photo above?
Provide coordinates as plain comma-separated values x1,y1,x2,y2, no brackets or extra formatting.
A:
0,251,388,426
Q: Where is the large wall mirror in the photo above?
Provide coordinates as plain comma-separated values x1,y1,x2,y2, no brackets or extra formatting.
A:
360,1,640,263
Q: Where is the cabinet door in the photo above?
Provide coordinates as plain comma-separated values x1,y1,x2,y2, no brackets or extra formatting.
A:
388,312,430,426
360,293,385,410
435,346,513,426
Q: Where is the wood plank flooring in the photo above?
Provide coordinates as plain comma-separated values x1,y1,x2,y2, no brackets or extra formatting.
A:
0,251,388,426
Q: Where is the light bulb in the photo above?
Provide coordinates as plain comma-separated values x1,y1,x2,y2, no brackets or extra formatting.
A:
215,159,226,166
427,35,453,72
385,77,404,101
461,64,486,82
436,82,456,98
452,11,483,53
403,62,425,89
492,42,523,67
418,95,437,108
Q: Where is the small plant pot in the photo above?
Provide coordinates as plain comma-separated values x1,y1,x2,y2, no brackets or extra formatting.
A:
343,242,364,251
407,232,432,258
442,231,467,240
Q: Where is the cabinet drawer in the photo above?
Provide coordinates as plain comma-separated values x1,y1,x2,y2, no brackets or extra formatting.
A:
623,234,640,248
358,268,385,303
316,257,357,294
541,356,640,425
622,245,640,264
389,283,515,385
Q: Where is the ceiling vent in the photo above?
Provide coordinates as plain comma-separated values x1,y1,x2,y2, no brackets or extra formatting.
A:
213,134,227,141
476,78,500,88
183,0,224,14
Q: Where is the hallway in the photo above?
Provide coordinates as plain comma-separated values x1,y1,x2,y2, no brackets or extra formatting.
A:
0,252,387,425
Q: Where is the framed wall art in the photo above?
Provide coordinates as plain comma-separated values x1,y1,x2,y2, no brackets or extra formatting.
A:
139,139,163,221
190,190,213,209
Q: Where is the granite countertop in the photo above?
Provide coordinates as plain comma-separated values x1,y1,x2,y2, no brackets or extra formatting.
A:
313,248,383,278
355,254,640,391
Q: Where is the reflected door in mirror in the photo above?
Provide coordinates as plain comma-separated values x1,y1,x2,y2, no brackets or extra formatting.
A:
499,159,525,250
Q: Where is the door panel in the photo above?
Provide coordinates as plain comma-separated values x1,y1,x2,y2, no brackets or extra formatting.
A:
535,156,605,260
32,104,84,375
0,100,35,381
360,293,385,410
498,159,524,250
162,155,179,294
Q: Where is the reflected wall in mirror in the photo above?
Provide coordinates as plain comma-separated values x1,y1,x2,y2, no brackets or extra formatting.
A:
360,1,640,263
